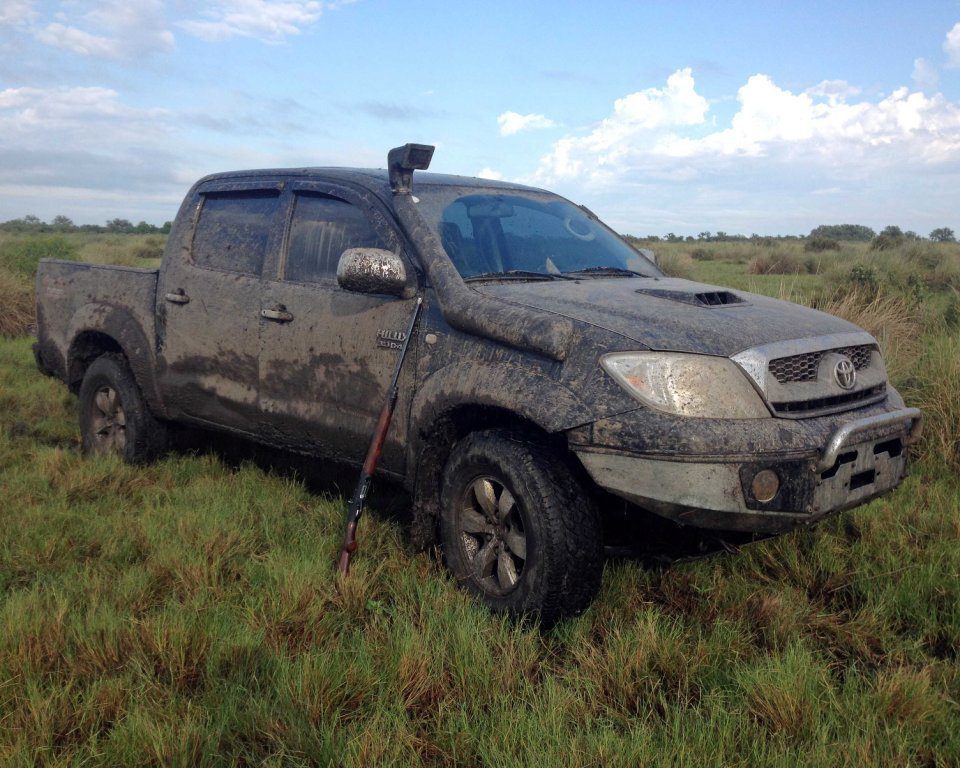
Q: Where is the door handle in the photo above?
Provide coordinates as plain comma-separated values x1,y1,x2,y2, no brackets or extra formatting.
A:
165,290,190,305
261,306,293,323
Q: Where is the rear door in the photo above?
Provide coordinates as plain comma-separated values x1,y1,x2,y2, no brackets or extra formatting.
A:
258,181,419,472
158,181,284,433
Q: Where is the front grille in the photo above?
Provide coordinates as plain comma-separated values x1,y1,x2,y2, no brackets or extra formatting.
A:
768,344,874,384
772,384,887,415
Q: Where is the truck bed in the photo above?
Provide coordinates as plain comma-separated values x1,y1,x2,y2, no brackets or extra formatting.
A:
34,260,160,387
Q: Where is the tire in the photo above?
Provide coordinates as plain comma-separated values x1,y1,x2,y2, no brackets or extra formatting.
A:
79,353,167,464
439,429,603,626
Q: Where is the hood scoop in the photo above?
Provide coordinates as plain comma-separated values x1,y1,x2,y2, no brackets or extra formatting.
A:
634,287,747,307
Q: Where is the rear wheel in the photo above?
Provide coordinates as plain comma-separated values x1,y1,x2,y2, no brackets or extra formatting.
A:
439,429,603,626
79,353,167,463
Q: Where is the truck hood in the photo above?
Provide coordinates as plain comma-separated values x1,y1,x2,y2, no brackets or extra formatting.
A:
473,276,863,357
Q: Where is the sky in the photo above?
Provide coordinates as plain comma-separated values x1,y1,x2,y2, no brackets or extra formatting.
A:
2,1,960,236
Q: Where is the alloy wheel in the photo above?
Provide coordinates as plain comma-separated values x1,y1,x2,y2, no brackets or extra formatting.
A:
89,385,127,454
459,476,528,595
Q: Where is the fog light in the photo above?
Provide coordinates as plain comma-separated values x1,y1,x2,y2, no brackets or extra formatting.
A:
751,469,780,503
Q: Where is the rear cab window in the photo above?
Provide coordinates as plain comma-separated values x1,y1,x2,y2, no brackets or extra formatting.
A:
193,190,281,276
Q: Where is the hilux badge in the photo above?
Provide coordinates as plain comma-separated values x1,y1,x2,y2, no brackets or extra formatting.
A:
377,329,407,350
834,357,856,390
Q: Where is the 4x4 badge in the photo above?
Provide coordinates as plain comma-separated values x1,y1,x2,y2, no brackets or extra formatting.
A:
834,357,856,390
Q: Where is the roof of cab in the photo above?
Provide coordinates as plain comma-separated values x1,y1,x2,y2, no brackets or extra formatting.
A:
193,167,543,202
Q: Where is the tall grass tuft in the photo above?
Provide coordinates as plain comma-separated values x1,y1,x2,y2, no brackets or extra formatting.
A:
0,269,34,337
815,289,922,382
905,336,960,471
656,251,696,279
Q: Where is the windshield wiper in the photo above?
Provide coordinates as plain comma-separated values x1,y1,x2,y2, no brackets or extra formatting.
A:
464,269,573,282
561,266,651,278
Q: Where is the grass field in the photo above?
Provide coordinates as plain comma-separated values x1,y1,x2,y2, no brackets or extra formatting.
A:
1,233,958,766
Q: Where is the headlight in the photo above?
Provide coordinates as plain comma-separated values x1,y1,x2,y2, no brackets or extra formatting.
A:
601,352,770,418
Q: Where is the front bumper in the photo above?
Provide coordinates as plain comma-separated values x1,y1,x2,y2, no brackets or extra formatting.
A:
575,407,922,535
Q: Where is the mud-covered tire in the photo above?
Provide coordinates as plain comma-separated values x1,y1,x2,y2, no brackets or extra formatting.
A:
439,429,603,627
79,353,167,464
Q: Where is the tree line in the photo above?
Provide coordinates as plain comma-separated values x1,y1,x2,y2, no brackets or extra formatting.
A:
4,214,956,245
0,215,172,235
630,225,956,244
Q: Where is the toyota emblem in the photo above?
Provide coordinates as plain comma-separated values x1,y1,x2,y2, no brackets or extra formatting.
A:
834,357,856,390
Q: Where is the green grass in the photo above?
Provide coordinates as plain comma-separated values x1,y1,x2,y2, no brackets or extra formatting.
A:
1,237,959,765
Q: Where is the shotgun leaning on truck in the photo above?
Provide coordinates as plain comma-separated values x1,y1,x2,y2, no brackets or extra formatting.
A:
338,297,423,576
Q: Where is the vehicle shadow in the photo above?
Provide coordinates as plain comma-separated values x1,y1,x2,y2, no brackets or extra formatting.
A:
167,425,414,527
167,425,763,567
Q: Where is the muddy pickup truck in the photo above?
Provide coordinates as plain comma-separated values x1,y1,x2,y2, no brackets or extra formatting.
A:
34,143,922,623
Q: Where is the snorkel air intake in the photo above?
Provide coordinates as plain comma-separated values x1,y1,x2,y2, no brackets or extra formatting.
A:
387,143,572,361
388,143,435,194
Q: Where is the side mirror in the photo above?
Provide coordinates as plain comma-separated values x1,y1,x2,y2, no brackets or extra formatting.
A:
336,248,410,297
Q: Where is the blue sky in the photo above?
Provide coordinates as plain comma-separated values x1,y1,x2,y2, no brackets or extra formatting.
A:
2,0,960,235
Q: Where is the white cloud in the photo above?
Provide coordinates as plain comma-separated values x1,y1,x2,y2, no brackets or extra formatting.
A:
31,1,174,60
477,167,504,180
1,85,149,116
533,67,708,182
0,0,35,25
36,23,122,58
533,68,960,189
806,79,861,103
912,58,939,92
0,86,173,185
0,85,168,135
497,111,556,136
945,22,960,68
179,0,327,42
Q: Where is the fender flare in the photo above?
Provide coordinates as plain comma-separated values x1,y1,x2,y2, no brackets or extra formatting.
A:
404,360,594,550
66,303,165,415
408,360,593,445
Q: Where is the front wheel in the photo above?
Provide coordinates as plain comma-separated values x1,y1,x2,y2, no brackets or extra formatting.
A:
439,430,603,626
78,353,167,464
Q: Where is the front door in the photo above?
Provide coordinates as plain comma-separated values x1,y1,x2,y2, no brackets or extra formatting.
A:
258,184,419,473
158,183,283,433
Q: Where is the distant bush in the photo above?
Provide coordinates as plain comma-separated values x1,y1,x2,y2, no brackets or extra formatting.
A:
132,237,165,261
848,264,879,291
944,292,960,329
748,253,807,275
901,242,943,271
808,224,875,242
0,236,78,278
689,247,713,261
869,233,903,251
804,236,840,253
929,227,956,243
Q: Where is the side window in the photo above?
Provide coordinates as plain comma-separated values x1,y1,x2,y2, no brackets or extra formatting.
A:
285,194,387,283
193,191,280,276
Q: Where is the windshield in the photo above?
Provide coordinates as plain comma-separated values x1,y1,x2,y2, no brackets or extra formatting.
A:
413,185,662,280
